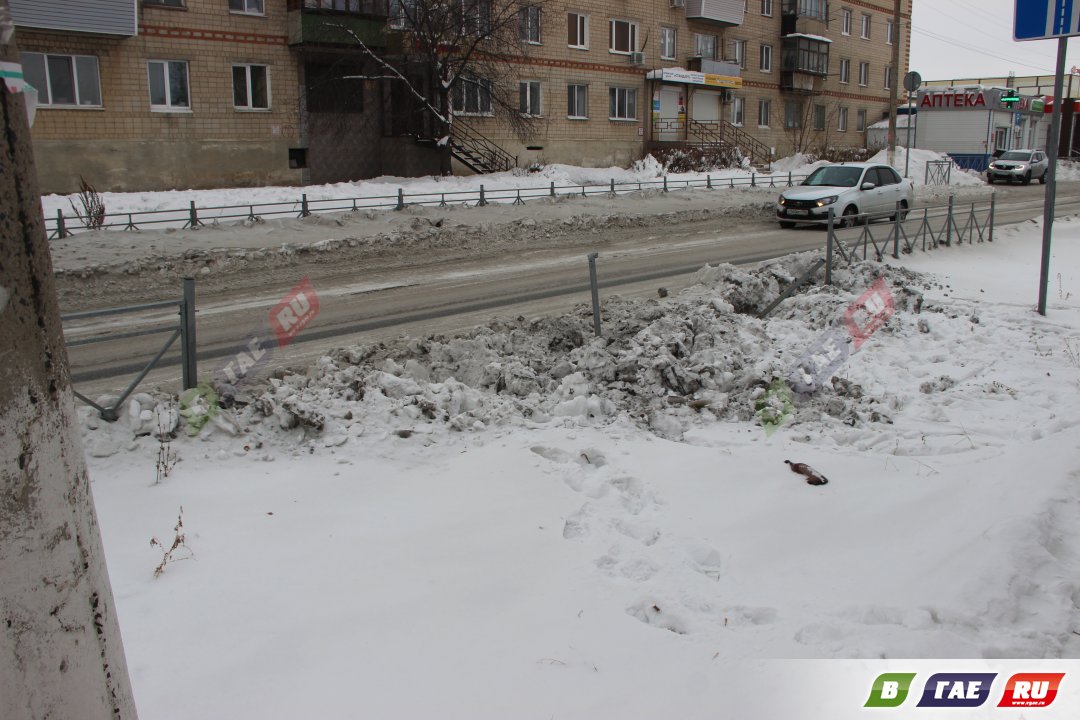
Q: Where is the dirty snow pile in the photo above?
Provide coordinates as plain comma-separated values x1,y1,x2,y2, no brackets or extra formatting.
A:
80,218,1080,719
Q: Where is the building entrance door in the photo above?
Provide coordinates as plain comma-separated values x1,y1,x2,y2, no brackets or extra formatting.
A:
658,86,682,141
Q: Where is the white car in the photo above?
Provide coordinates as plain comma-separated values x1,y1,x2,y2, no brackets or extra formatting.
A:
776,162,915,228
987,149,1048,185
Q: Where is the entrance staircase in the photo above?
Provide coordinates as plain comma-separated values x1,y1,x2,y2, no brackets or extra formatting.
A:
450,121,517,174
687,119,772,168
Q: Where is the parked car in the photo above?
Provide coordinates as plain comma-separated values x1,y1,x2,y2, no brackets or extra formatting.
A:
986,149,1048,185
776,162,915,228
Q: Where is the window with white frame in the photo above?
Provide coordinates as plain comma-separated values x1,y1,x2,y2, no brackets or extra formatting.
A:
228,0,264,14
660,26,676,60
758,98,770,127
233,64,269,110
731,96,744,126
609,86,636,119
21,52,102,107
839,58,850,83
784,100,802,128
860,13,871,39
567,12,588,48
609,19,638,54
520,6,541,43
842,8,851,35
837,106,848,131
884,65,892,90
856,108,866,132
567,83,587,118
453,76,492,115
760,0,772,16
460,0,492,35
148,60,190,110
759,43,772,72
519,80,541,115
886,19,894,44
693,32,716,59
813,103,825,130
858,61,868,86
731,39,747,69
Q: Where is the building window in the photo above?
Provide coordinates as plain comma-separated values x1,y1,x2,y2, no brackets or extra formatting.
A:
759,43,772,72
886,19,894,44
731,96,744,126
860,13,871,39
233,64,269,110
609,19,638,54
660,26,676,60
21,52,102,107
453,76,492,115
884,65,893,90
520,6,541,43
567,83,587,118
519,80,541,116
842,8,851,35
758,98,770,127
787,0,826,21
144,0,185,7
459,0,491,35
731,39,747,69
567,12,588,48
839,58,850,84
781,36,829,75
228,0,263,14
856,108,866,132
858,61,869,86
760,0,773,16
609,86,636,119
148,60,190,110
837,106,848,131
693,33,716,60
784,100,802,128
813,103,825,131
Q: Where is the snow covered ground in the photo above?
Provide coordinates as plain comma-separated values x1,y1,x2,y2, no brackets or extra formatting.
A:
78,210,1080,718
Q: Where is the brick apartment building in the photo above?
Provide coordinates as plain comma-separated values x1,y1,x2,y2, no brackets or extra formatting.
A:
11,0,910,193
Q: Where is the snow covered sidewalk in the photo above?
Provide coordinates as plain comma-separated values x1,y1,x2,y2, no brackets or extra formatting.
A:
80,216,1080,719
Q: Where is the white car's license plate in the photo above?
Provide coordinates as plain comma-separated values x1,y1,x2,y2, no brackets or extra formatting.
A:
787,209,809,216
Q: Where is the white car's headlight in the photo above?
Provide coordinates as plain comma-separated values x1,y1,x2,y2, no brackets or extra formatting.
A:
778,196,787,206
816,195,838,207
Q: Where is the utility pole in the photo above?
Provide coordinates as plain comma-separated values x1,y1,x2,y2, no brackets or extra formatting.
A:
886,0,902,166
0,2,139,718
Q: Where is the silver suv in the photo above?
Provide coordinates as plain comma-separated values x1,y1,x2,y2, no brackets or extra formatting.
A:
987,149,1048,185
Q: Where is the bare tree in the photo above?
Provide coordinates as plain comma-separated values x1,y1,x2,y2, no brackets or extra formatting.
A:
0,6,139,718
326,0,540,174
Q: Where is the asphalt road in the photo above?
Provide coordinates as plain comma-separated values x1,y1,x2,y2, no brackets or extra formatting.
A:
61,181,1080,398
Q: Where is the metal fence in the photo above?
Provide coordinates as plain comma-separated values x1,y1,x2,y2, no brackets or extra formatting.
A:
823,194,996,283
45,171,813,238
62,278,197,421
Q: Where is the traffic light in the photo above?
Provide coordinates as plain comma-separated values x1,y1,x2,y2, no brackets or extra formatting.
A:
1001,90,1020,108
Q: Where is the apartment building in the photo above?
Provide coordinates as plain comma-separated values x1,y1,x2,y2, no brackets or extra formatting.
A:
10,0,911,192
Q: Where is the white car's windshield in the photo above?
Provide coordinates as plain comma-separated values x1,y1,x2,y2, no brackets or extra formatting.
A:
999,151,1032,161
802,166,864,187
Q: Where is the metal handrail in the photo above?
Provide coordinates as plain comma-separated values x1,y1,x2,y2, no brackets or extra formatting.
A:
450,119,516,173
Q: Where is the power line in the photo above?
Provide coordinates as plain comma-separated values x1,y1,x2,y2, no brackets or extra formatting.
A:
912,25,1064,73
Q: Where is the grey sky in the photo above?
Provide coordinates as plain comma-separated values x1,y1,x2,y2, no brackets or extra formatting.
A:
910,0,1080,82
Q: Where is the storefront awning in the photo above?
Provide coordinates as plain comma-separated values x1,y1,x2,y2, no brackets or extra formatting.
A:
645,67,743,89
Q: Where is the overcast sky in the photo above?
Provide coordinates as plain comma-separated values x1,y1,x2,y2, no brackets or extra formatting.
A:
910,0,1080,84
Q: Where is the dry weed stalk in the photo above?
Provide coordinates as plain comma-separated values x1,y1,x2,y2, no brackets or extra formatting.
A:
69,176,106,229
150,506,192,577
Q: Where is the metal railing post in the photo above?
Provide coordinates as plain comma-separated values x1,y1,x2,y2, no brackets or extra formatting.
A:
751,172,757,188
396,188,405,210
587,252,601,337
56,208,68,238
550,181,556,197
946,195,954,246
707,174,712,189
893,201,901,259
180,277,197,390
788,171,793,187
663,175,669,193
826,209,834,285
988,192,996,243
478,185,488,206
300,193,311,218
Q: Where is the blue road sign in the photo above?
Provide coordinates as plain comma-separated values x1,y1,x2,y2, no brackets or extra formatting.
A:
1015,0,1080,40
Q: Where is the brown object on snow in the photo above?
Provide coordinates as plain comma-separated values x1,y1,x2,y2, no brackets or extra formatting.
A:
785,460,829,486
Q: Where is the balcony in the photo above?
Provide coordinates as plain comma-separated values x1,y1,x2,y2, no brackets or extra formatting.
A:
10,0,136,36
780,34,829,94
685,0,744,27
287,1,388,48
780,0,827,35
